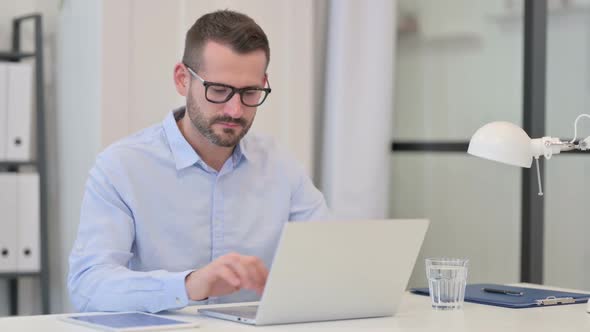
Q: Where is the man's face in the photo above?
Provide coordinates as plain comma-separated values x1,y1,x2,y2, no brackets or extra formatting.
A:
185,41,268,147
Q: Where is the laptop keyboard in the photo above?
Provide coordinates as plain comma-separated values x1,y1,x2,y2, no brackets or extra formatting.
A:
212,305,259,319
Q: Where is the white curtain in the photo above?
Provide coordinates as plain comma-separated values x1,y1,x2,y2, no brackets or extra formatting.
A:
321,0,396,219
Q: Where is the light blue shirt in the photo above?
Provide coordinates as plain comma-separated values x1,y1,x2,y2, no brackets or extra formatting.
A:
68,107,329,313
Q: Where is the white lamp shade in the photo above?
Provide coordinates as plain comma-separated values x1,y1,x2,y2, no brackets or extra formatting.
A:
468,121,533,168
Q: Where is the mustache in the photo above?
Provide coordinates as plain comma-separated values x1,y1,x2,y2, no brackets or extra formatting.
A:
212,116,247,127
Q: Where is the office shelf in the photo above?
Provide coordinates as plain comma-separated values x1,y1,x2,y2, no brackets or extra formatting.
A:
0,161,37,167
0,272,41,278
0,13,49,316
0,52,36,61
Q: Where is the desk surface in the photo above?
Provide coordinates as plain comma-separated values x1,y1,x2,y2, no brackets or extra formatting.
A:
2,285,590,331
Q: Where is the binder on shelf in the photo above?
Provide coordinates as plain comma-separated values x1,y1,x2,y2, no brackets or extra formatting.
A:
0,174,18,273
0,63,7,160
411,283,590,308
16,172,40,272
5,62,34,162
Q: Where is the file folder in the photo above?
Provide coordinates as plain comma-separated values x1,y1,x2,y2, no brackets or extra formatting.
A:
0,63,7,160
0,174,18,273
411,283,590,308
16,173,40,272
5,62,33,161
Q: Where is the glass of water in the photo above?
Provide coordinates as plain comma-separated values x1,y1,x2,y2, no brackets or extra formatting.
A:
425,258,469,310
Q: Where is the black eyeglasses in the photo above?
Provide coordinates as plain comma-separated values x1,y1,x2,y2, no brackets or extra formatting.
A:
184,64,271,107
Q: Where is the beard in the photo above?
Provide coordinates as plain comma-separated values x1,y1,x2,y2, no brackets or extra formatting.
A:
186,92,254,147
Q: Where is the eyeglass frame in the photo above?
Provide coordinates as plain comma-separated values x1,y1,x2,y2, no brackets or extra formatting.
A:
184,63,272,107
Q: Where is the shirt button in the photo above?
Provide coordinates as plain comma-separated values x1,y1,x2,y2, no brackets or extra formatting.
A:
176,297,181,304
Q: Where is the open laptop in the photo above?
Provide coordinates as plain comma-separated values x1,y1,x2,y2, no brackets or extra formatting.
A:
198,218,429,326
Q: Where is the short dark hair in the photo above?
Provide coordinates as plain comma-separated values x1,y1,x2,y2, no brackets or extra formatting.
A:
182,10,270,72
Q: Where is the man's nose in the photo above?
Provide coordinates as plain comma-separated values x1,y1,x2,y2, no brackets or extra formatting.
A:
223,93,243,119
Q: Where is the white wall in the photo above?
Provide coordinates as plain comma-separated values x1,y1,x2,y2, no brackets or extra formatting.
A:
321,0,395,219
55,0,103,314
99,0,184,147
544,8,590,291
392,0,523,287
395,1,523,141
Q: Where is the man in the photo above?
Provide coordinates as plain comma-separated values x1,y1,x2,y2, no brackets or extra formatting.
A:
68,10,328,313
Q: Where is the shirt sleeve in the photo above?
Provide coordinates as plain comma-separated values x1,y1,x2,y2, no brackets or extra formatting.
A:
288,161,331,222
67,154,197,313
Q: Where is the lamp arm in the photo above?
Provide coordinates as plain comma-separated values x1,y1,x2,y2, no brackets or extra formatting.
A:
529,138,574,197
569,114,590,144
530,113,590,156
528,124,588,196
531,137,574,160
577,136,590,151
547,139,576,153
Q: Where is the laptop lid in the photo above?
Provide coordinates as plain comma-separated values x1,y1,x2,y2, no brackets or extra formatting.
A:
254,219,429,325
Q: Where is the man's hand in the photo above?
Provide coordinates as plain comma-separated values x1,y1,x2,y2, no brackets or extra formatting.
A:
185,253,269,301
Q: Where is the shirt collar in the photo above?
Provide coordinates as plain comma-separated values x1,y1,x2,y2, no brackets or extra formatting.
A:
163,107,251,171
233,139,250,165
163,107,201,170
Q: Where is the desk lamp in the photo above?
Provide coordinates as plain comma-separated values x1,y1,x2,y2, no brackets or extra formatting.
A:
468,114,590,195
467,114,590,313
